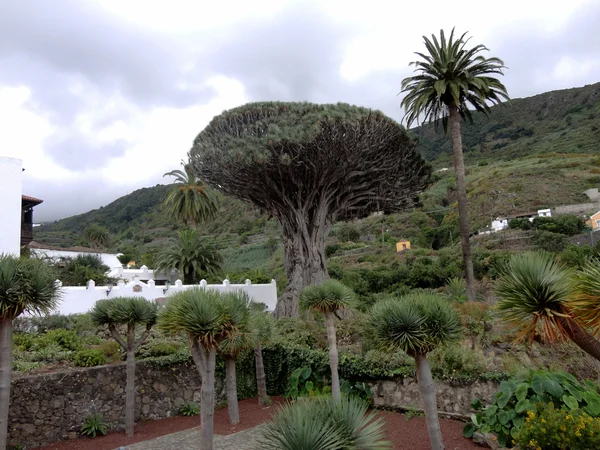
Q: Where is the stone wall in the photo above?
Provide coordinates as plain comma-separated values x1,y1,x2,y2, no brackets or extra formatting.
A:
370,378,499,416
8,361,223,448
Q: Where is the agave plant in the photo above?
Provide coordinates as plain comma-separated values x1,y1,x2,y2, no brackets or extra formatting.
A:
259,395,390,449
368,293,461,450
300,280,355,402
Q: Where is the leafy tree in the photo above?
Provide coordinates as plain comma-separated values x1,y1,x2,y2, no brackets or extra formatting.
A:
155,229,222,284
158,288,233,450
401,29,509,302
259,395,390,449
532,230,567,252
90,297,157,437
249,302,274,406
82,224,110,248
508,218,532,230
218,291,255,424
188,102,431,317
368,294,461,450
300,280,355,402
0,256,60,450
163,160,220,227
495,252,600,361
48,254,113,286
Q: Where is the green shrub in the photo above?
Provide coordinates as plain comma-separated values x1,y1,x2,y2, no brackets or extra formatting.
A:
73,349,106,367
146,341,181,357
532,230,567,252
33,314,74,332
96,340,122,361
509,218,532,230
514,403,600,450
429,345,491,381
13,360,43,373
340,379,372,403
80,413,108,438
30,344,73,362
40,329,82,351
325,244,341,257
285,367,323,399
13,333,38,351
465,370,600,448
179,402,200,416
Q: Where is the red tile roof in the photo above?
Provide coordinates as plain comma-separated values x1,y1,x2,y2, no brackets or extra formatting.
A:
22,195,43,205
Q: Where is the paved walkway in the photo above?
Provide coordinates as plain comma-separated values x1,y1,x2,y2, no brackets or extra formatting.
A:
121,426,262,450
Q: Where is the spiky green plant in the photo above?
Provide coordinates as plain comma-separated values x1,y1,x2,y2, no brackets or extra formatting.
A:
571,259,600,334
445,277,467,303
90,297,158,437
163,160,220,227
401,28,509,302
496,252,600,362
154,229,222,284
300,280,355,402
0,255,60,450
259,395,390,450
158,288,229,450
368,293,461,450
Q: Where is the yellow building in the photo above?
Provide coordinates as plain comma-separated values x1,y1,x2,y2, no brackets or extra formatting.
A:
396,240,411,252
586,211,600,230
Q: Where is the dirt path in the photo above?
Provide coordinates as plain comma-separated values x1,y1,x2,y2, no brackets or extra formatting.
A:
33,397,479,450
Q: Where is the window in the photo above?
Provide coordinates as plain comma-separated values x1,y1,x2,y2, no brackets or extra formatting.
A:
596,219,600,228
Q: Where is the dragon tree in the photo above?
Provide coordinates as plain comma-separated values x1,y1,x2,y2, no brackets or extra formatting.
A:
189,102,431,316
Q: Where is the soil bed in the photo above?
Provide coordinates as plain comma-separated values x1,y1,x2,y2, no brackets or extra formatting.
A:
33,396,479,450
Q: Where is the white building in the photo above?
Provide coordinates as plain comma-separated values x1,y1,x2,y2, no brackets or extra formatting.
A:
490,209,552,232
28,241,123,268
0,156,23,255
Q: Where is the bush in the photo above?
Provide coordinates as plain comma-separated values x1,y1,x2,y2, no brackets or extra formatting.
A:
179,402,200,416
146,341,181,357
96,340,122,362
514,403,600,450
465,370,600,448
429,345,491,381
73,349,106,367
325,244,341,257
509,218,532,230
34,314,74,332
39,329,82,351
532,230,567,252
30,344,73,362
13,333,37,351
80,413,108,438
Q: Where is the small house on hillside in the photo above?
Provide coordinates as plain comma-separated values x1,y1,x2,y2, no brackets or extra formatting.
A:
396,240,410,252
490,209,552,232
586,211,600,230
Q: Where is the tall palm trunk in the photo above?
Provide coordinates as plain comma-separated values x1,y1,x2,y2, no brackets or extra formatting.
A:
325,312,341,403
0,319,13,450
225,357,239,424
414,354,444,450
559,316,600,361
200,349,216,450
125,324,136,437
254,343,268,406
449,105,476,302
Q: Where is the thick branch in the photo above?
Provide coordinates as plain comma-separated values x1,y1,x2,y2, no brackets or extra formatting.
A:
108,324,127,350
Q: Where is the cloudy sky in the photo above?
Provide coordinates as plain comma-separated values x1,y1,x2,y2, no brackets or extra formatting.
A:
1,0,599,221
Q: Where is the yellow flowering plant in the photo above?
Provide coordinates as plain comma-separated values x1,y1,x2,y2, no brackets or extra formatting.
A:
515,402,600,450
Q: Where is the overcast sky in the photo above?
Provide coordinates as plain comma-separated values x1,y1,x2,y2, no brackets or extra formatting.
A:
1,0,599,221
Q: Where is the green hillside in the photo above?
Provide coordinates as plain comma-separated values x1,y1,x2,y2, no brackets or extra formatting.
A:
35,82,600,294
413,82,600,163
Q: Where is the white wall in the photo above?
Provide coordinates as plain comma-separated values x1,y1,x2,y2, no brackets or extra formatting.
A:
50,279,278,315
108,265,177,282
30,248,122,269
0,156,23,255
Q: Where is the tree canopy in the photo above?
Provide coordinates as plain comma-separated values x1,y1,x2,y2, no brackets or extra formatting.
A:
188,102,431,316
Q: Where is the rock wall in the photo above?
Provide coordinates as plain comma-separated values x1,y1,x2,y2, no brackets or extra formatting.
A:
370,378,499,415
8,361,222,448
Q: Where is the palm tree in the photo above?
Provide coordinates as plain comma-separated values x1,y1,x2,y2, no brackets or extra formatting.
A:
300,280,355,403
82,224,110,248
249,303,275,406
400,29,509,301
0,255,61,450
155,229,222,284
163,160,221,227
368,293,461,450
158,288,230,450
259,395,390,449
90,297,158,437
219,291,256,424
495,252,600,361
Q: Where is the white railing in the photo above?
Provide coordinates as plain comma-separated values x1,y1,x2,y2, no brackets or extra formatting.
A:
50,278,278,315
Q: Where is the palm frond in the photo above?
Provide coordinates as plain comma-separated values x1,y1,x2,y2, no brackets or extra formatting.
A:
90,297,158,326
400,28,509,130
571,259,600,334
